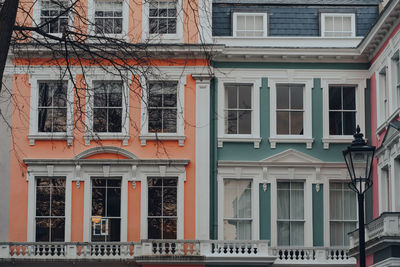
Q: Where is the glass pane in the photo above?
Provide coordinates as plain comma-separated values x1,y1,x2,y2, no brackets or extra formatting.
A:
224,182,236,218
53,108,67,132
277,85,289,109
238,110,251,134
149,18,158,34
343,86,355,110
329,111,342,135
290,222,304,246
237,15,245,31
92,178,106,187
53,83,67,107
148,218,161,239
163,86,177,107
148,187,162,216
51,185,65,216
163,218,177,239
148,109,162,132
108,218,121,241
290,85,303,109
148,177,162,187
226,110,238,134
277,111,289,134
93,108,107,132
254,16,263,30
343,16,351,31
239,85,251,109
245,16,254,31
92,187,106,216
237,220,252,240
343,189,357,220
94,90,107,107
329,86,342,110
108,108,122,132
329,188,343,220
277,221,289,246
107,187,121,217
343,112,356,135
167,19,176,33
325,16,334,31
36,186,50,216
36,218,50,241
224,219,237,240
343,222,356,246
149,82,162,107
38,108,52,132
163,109,177,133
290,187,304,220
277,186,289,219
159,18,167,34
163,178,177,186
107,179,121,187
51,218,65,242
163,187,177,216
226,86,237,109
330,222,343,246
290,111,303,135
238,186,252,218
108,87,122,107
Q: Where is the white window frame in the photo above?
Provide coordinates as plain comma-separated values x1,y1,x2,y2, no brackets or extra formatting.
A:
390,51,400,111
269,78,313,149
232,12,268,38
26,165,73,242
84,75,130,146
377,67,389,126
378,166,390,214
217,77,261,148
321,13,356,38
28,75,74,146
321,77,366,149
140,74,186,146
87,0,129,40
140,165,186,239
32,0,73,38
142,0,183,43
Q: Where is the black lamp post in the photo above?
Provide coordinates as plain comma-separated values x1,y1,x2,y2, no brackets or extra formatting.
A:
342,125,375,267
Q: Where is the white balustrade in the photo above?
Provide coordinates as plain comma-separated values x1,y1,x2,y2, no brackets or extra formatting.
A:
141,240,200,256
272,247,355,264
207,240,269,256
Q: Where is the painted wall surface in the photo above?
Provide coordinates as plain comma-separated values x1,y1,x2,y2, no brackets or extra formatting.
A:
8,60,206,241
212,5,378,37
0,75,12,242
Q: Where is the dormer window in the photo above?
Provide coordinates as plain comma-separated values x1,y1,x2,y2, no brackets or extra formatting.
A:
233,13,267,37
321,13,355,37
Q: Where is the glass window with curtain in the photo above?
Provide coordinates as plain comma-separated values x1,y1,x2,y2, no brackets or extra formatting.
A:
329,85,356,135
91,178,121,242
276,84,304,135
224,180,252,240
35,177,65,242
224,84,252,135
277,181,304,246
94,0,123,34
233,13,267,37
329,182,357,246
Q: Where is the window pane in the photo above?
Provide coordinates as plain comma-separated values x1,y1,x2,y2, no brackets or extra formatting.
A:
343,189,357,220
92,187,106,216
291,222,304,246
108,218,121,241
148,109,162,132
239,85,251,109
343,87,355,110
94,85,107,107
277,85,289,109
290,188,304,220
226,86,237,109
163,86,177,107
36,218,50,241
93,108,107,132
237,15,245,31
290,86,303,109
277,221,289,246
330,188,342,220
108,85,122,107
330,222,344,246
148,218,162,239
245,16,254,31
51,218,65,242
226,110,238,134
148,187,162,216
290,111,303,135
343,222,356,246
36,186,50,216
51,185,65,216
254,16,263,31
277,185,289,219
343,16,351,31
343,112,356,135
107,187,121,217
38,108,52,132
149,18,158,33
237,220,252,240
53,108,67,132
325,16,334,31
163,187,177,216
238,110,251,134
329,111,342,135
277,111,289,134
163,218,177,239
329,86,342,110
108,108,122,132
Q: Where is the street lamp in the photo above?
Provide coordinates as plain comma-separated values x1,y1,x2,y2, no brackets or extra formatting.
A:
342,125,375,267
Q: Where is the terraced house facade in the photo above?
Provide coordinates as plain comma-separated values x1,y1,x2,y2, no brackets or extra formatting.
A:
0,0,399,266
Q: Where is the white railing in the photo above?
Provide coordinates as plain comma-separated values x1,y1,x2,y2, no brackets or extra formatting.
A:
272,247,355,265
207,240,269,257
137,240,200,256
349,212,400,248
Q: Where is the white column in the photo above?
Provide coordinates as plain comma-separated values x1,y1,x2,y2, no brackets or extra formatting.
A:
26,170,35,242
65,174,72,242
270,179,277,247
83,174,91,242
193,75,212,240
120,174,128,242
304,179,313,247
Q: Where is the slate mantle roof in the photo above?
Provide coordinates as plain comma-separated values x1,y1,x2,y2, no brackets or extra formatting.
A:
213,0,381,5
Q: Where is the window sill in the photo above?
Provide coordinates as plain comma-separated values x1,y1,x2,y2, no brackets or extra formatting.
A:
147,33,183,43
84,133,129,146
28,134,73,146
322,136,354,149
218,136,262,148
269,137,314,149
139,134,186,146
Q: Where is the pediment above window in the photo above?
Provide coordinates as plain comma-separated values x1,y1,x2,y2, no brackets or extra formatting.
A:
261,149,323,164
74,146,138,160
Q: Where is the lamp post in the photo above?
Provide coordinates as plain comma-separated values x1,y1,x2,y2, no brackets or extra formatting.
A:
343,125,375,267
